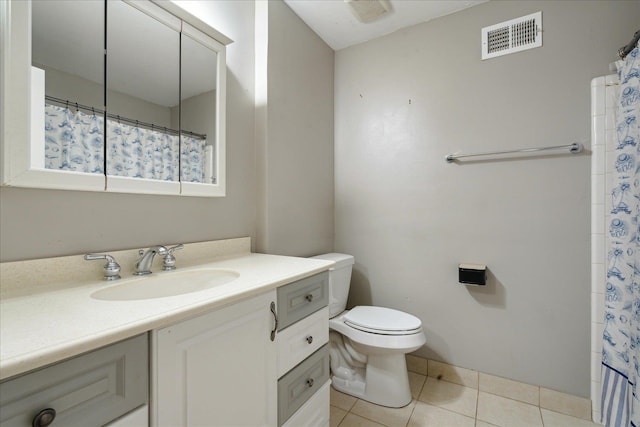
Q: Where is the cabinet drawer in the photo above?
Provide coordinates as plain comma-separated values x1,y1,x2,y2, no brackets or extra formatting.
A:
278,345,329,427
277,272,328,331
0,334,148,427
104,405,148,427
282,380,330,427
277,307,329,377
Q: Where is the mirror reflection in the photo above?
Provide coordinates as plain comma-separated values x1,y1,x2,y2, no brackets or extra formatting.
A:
32,0,105,175
180,34,217,184
31,0,221,187
106,0,180,182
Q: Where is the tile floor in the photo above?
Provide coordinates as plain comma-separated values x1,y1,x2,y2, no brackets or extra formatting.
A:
329,372,601,427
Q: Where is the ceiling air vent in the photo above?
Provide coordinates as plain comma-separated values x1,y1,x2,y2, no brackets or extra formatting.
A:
481,11,542,60
345,0,392,24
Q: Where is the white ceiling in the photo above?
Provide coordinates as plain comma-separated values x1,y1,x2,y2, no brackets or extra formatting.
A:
283,0,488,51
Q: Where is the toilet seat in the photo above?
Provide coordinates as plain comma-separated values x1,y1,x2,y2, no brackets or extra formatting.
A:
343,306,422,336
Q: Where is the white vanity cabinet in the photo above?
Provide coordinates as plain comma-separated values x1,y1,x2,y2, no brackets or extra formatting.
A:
151,272,331,427
151,290,278,426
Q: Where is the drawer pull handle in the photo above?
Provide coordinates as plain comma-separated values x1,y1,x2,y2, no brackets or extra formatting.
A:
32,408,56,427
306,335,313,344
270,301,278,341
305,294,314,302
306,378,314,388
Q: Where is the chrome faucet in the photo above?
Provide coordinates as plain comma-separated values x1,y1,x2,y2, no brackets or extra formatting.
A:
84,253,121,281
162,244,184,270
134,246,167,275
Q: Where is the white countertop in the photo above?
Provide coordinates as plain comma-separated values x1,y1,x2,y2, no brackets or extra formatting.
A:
0,251,333,381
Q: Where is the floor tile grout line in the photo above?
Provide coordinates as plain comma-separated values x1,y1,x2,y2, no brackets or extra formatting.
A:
404,375,427,427
331,404,349,427
410,372,562,415
475,386,480,424
404,402,416,427
332,373,429,427
414,374,429,424
333,375,597,427
332,394,595,427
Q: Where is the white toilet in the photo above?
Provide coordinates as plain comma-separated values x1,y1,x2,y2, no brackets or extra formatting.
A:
311,253,426,408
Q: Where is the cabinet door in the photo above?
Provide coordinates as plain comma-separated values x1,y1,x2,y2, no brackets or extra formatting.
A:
152,290,277,427
0,334,147,427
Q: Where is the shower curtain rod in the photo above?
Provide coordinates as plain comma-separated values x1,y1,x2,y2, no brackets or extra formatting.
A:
619,29,640,60
45,95,207,140
445,142,584,163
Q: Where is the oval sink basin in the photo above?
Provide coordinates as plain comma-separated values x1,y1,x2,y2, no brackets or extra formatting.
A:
91,269,240,301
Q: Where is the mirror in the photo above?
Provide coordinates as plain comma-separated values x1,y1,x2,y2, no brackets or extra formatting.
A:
180,33,217,185
2,0,231,196
106,1,180,183
32,0,105,175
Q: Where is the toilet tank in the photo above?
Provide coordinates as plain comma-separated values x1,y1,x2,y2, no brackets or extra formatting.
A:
310,253,355,317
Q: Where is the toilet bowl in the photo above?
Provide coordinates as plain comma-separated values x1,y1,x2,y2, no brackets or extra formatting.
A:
311,253,426,408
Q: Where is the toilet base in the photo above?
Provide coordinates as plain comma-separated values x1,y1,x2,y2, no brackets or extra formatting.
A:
331,353,413,408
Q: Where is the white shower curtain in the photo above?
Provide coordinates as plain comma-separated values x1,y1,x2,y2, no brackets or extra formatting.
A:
601,43,640,427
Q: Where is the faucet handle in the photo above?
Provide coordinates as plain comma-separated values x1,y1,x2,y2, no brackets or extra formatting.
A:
84,254,121,281
162,244,184,271
167,244,184,253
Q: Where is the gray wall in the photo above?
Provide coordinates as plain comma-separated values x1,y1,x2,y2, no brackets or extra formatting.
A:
170,89,216,140
0,0,257,261
255,0,335,257
39,64,173,127
0,0,335,263
334,0,640,397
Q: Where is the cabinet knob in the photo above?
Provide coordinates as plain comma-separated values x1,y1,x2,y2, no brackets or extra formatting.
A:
306,335,313,344
305,294,314,302
32,408,56,427
306,378,314,388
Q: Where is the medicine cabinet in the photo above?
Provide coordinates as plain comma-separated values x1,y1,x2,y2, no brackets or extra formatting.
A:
0,0,231,197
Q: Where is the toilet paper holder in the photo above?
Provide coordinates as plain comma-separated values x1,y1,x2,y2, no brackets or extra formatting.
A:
458,264,486,286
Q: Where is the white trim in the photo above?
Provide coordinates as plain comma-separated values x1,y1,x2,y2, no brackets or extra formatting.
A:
181,181,223,197
107,175,180,195
124,0,181,32
30,66,45,169
182,22,225,53
1,0,31,186
153,1,233,46
180,22,227,197
213,43,227,197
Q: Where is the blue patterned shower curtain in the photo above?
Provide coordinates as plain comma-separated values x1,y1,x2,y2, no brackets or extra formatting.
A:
601,43,640,427
44,104,104,174
180,135,207,183
106,119,180,181
44,104,207,183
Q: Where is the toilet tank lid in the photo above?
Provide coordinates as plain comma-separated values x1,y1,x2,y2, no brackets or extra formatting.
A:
310,253,354,270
